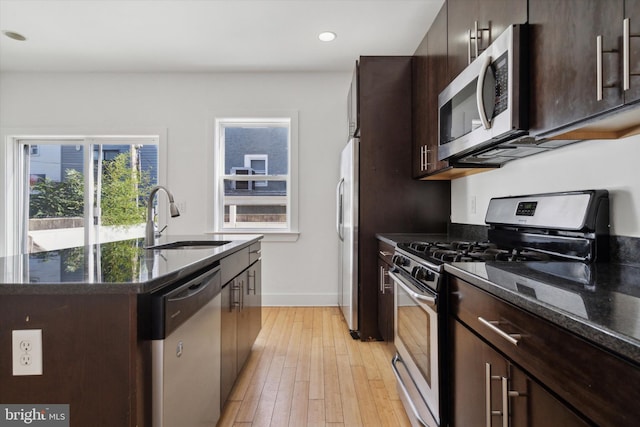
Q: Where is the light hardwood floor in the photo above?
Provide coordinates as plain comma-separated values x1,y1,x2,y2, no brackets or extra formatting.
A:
217,306,412,427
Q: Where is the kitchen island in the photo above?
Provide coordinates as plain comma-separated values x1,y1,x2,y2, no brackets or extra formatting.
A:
0,234,262,426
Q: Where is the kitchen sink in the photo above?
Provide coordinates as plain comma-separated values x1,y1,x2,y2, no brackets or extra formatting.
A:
146,240,231,250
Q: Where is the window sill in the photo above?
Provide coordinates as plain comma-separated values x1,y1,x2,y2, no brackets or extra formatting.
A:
206,231,300,243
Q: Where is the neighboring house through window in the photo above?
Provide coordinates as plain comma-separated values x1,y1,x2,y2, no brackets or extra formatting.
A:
214,113,298,234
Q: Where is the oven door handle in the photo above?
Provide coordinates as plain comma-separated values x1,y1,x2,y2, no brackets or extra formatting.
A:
389,269,437,309
391,354,434,427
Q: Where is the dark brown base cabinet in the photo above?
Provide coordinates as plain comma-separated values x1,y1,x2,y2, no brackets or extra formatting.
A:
220,256,262,407
377,240,394,342
451,320,590,427
450,276,640,427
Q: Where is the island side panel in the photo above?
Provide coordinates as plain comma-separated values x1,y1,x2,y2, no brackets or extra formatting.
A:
0,293,139,427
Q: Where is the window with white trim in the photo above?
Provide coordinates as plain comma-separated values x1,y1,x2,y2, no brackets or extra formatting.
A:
215,115,297,233
13,136,159,253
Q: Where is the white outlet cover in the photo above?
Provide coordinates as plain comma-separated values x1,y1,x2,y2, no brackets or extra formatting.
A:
12,329,43,376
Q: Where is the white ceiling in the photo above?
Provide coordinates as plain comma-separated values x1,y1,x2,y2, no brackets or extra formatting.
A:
0,0,444,73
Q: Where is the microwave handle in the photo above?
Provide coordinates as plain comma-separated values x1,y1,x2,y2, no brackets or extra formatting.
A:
476,54,492,130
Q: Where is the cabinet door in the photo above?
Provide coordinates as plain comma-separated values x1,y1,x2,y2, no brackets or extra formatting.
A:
451,319,590,427
447,0,527,82
447,0,479,80
347,62,359,138
625,0,640,103
476,0,527,53
377,257,393,341
413,3,450,177
529,0,624,135
508,365,590,427
236,275,252,371
247,260,262,348
426,5,451,174
451,318,508,426
220,281,238,407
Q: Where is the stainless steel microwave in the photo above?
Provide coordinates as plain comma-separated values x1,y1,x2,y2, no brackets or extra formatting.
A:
438,24,531,164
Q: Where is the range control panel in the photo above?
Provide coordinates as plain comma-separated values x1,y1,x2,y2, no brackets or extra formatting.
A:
516,201,537,216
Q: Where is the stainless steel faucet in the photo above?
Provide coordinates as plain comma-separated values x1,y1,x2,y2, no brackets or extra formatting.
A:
145,185,180,247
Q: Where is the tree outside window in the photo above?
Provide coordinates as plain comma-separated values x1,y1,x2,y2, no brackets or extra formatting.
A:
22,140,158,253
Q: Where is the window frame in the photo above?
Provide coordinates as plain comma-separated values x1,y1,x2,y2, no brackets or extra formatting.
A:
212,112,299,239
2,129,167,256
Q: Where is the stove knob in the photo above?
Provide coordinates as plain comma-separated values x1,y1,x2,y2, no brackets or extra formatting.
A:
425,270,436,282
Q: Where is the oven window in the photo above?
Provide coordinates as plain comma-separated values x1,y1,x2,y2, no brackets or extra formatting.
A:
397,288,432,386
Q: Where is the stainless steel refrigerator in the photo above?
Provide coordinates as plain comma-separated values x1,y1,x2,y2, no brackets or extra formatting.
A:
336,137,358,334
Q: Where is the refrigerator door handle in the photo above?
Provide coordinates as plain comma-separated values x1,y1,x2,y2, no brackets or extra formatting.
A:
336,178,345,241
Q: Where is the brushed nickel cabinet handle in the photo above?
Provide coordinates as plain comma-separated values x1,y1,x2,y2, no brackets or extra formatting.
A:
478,317,521,345
624,19,631,91
623,18,640,91
485,363,503,427
596,35,619,100
501,377,509,427
474,20,480,60
468,29,473,64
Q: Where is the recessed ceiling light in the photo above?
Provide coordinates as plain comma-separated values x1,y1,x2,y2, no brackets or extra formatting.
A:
2,30,27,41
318,31,337,42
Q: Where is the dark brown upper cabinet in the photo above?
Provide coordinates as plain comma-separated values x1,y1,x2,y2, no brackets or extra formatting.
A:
625,0,640,105
347,63,359,138
529,0,626,138
413,4,450,178
413,1,517,180
529,0,640,140
447,0,527,82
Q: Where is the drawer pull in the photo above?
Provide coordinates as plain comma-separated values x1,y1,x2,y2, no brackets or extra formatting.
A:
379,250,393,257
478,317,521,346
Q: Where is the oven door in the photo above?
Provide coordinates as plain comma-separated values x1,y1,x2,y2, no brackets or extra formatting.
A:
389,269,440,427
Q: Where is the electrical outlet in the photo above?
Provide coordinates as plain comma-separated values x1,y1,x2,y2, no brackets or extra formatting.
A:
12,329,43,376
470,196,477,214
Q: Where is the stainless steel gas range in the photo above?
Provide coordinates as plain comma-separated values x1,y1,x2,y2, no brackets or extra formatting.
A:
389,190,610,427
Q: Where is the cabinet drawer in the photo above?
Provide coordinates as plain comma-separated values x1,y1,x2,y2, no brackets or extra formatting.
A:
249,242,261,265
377,240,394,265
220,247,249,285
450,277,640,427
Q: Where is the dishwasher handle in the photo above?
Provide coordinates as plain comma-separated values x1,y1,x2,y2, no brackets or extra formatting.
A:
152,264,222,339
168,267,220,302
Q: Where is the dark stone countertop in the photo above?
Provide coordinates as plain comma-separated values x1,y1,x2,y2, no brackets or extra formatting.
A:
0,234,262,295
445,261,640,366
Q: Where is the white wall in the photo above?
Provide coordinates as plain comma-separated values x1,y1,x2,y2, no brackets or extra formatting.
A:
451,135,640,237
0,72,351,305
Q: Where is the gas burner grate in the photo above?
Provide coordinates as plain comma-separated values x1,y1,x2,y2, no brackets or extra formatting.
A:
401,241,552,263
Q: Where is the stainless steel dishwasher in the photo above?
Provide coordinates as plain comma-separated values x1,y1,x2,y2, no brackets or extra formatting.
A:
150,264,222,427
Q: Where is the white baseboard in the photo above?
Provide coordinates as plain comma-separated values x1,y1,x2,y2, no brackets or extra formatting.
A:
262,293,338,306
